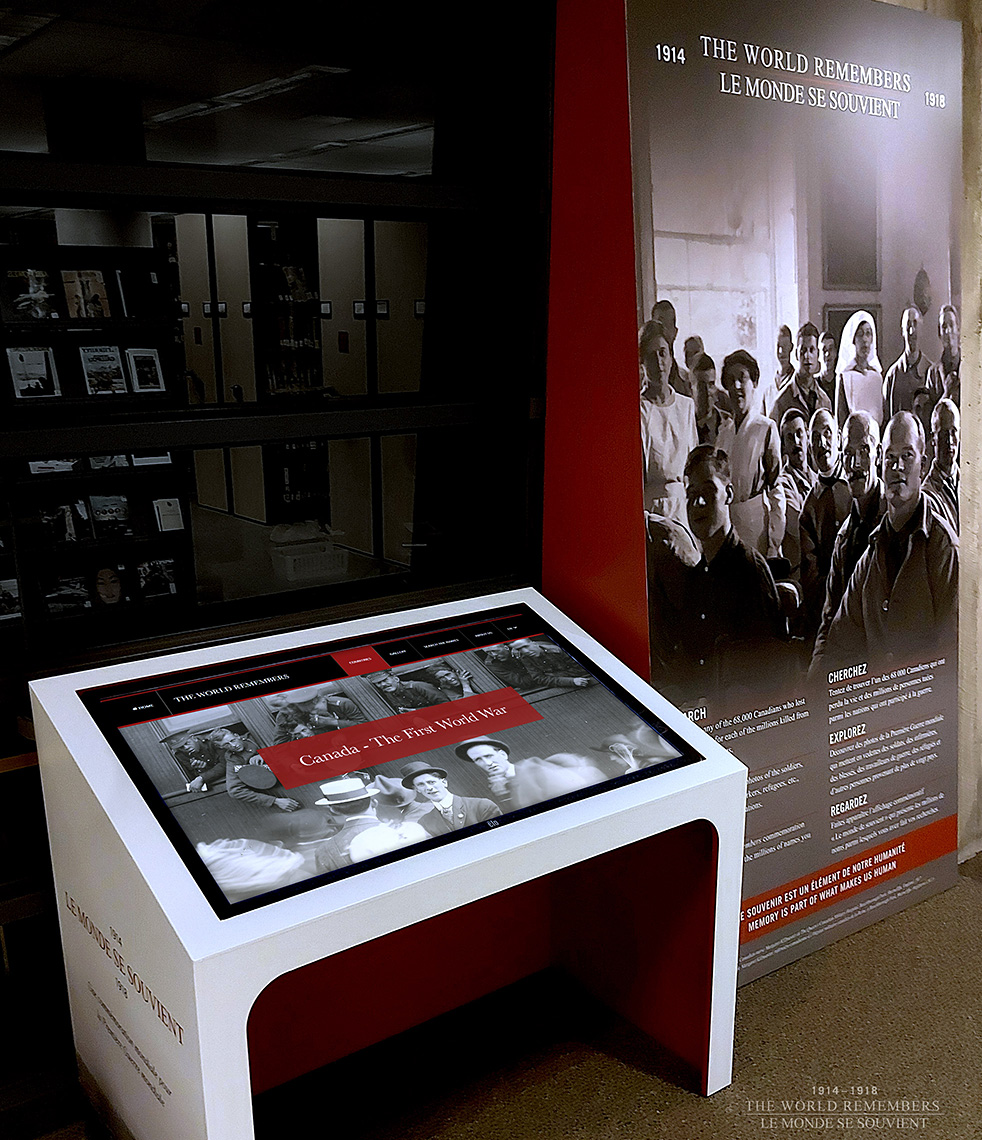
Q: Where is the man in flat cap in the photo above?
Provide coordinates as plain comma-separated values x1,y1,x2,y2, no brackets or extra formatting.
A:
399,759,501,835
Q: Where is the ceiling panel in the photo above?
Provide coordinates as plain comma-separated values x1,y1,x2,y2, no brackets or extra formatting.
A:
0,3,438,176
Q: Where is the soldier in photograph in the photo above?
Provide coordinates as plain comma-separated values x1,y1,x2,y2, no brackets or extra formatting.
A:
368,671,447,712
769,324,795,415
911,386,936,467
271,685,365,745
683,334,705,375
479,643,536,690
508,639,592,688
211,727,301,813
225,763,301,813
426,663,477,701
166,731,225,793
208,726,263,765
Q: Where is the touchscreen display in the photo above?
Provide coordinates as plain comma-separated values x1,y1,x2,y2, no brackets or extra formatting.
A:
78,603,701,916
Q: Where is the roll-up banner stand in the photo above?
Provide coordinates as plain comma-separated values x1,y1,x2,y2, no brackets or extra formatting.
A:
626,0,961,982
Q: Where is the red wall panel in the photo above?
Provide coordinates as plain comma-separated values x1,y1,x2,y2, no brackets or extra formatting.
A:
543,0,649,677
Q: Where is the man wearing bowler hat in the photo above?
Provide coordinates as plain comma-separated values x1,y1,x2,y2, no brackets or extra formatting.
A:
454,737,518,806
399,759,500,835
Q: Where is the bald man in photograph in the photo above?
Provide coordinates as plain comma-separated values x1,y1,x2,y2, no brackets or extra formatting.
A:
924,398,959,533
810,411,957,675
927,305,960,406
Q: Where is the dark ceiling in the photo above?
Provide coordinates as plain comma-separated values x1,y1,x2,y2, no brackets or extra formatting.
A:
0,2,445,175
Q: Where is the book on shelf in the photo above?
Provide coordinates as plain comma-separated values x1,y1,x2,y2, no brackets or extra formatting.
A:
130,452,171,467
137,557,177,600
40,500,92,543
1,268,61,320
88,494,131,539
125,347,165,392
90,564,129,607
28,458,84,475
153,498,184,532
0,577,20,620
62,269,112,319
79,345,127,395
89,455,129,470
115,267,163,320
280,265,316,302
44,574,90,614
7,346,61,398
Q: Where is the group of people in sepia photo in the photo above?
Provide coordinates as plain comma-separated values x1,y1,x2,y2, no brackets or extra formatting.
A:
641,297,959,701
123,635,682,903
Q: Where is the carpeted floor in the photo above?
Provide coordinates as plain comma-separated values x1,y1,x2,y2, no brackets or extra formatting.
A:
37,854,982,1140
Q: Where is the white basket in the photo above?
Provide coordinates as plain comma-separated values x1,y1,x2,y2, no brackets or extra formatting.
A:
270,540,349,582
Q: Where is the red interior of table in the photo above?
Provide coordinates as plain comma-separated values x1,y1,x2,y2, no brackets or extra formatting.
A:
248,819,719,1096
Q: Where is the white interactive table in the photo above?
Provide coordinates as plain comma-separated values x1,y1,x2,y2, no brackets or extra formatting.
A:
31,588,746,1140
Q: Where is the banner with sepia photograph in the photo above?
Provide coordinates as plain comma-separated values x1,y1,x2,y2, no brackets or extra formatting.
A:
626,0,961,981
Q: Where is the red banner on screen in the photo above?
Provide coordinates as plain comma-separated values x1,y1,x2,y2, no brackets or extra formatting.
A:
260,687,543,789
740,813,956,943
329,646,390,675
